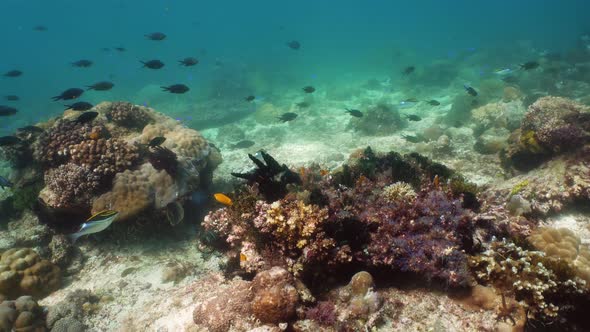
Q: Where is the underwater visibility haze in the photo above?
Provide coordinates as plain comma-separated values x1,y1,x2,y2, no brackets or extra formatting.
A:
2,0,590,331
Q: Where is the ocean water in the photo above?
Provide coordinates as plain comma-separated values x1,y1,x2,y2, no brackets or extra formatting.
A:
1,0,589,134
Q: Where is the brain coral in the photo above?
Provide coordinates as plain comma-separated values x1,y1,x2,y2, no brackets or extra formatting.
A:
91,163,177,221
0,296,46,332
528,227,590,285
0,248,61,299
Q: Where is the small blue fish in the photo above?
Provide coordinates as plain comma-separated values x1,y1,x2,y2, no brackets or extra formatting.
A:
68,210,119,243
0,175,13,189
493,68,513,75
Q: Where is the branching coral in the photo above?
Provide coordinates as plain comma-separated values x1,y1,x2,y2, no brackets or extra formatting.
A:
43,163,101,208
69,138,139,177
469,240,586,321
33,120,100,167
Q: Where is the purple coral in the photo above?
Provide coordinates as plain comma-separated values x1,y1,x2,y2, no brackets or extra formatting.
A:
305,301,337,326
44,163,101,208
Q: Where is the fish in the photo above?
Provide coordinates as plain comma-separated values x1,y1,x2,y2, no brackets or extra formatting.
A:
68,210,119,243
345,108,363,117
240,253,248,262
3,70,22,77
402,134,424,143
114,47,126,52
214,193,233,206
245,95,256,102
141,60,165,69
33,25,48,31
278,112,298,122
296,101,310,108
161,84,190,94
75,111,99,124
302,86,315,93
86,81,114,91
71,60,93,68
0,136,23,146
520,61,540,70
0,105,18,116
17,126,43,133
398,100,418,108
402,66,415,75
4,95,19,101
464,85,478,96
403,98,419,103
493,68,513,75
145,32,167,40
179,57,199,66
52,88,84,101
148,136,166,147
231,140,255,149
65,101,93,111
0,175,12,190
405,114,422,121
426,100,440,106
287,40,301,50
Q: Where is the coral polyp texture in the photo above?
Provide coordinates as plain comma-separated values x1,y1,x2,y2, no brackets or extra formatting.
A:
203,148,479,286
13,101,220,225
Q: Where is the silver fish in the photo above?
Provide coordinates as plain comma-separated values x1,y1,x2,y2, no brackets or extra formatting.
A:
68,210,118,243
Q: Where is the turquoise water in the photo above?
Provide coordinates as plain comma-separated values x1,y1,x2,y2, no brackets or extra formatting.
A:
1,0,589,134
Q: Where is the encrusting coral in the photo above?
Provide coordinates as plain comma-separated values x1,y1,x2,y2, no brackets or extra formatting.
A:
0,248,61,300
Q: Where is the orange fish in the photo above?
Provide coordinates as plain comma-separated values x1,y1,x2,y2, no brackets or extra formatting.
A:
240,253,247,262
214,193,232,206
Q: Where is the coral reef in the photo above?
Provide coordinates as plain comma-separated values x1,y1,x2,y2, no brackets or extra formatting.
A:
0,248,61,299
42,163,101,209
104,101,152,129
470,240,587,322
0,296,46,331
46,289,97,332
381,181,416,203
68,138,139,177
251,266,299,324
501,96,590,171
33,120,99,168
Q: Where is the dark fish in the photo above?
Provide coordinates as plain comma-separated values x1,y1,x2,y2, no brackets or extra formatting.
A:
402,66,415,75
0,105,18,116
141,60,165,69
65,101,93,111
86,81,114,91
302,86,315,93
101,47,111,52
464,85,478,97
3,70,22,77
179,57,199,66
0,136,23,146
520,61,540,70
17,125,44,133
52,88,84,101
148,136,166,147
5,95,19,101
402,134,424,143
114,47,126,52
231,140,255,149
403,98,419,103
245,95,256,102
287,40,301,50
296,101,310,108
345,108,363,117
278,112,298,122
405,114,422,121
0,175,12,189
33,25,48,31
71,59,93,68
145,32,166,40
161,84,190,94
426,100,440,106
75,111,99,124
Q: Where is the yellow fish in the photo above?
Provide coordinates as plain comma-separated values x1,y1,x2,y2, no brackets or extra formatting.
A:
240,253,248,262
214,193,233,206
